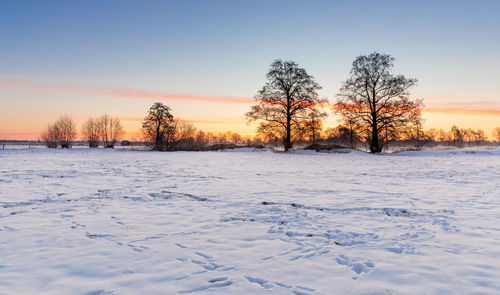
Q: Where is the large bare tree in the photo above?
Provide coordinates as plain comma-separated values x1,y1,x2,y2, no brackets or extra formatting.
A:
246,60,327,151
335,52,423,153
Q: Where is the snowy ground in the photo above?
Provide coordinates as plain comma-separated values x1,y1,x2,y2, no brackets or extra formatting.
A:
1,148,499,294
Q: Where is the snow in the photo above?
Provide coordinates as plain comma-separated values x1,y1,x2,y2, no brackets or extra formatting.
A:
1,147,499,294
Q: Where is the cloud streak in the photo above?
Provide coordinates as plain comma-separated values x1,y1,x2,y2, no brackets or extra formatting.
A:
2,77,499,116
330,102,500,117
424,108,500,116
0,77,254,104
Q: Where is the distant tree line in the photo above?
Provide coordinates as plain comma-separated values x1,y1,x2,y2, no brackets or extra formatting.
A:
315,125,498,150
41,114,124,149
140,102,266,151
40,106,265,150
419,126,490,148
40,51,500,152
39,107,500,151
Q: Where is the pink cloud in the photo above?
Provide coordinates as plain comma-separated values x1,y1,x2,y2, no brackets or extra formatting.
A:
0,77,254,104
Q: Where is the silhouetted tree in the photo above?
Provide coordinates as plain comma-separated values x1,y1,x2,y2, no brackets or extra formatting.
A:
438,128,452,145
81,118,100,148
302,110,327,142
56,116,76,148
325,124,360,148
142,102,176,151
461,128,473,143
194,131,209,147
41,116,76,148
424,128,439,142
335,52,423,153
246,60,327,151
98,114,124,148
493,127,500,143
41,122,60,148
450,125,463,147
231,132,243,144
170,121,197,150
471,129,486,146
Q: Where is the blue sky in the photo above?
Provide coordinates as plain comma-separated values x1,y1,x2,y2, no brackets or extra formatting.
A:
1,0,499,138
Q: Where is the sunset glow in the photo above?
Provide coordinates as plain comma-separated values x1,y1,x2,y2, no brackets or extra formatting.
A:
1,1,499,141
1,77,498,140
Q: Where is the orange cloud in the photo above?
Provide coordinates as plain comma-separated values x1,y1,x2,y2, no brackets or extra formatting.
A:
117,116,242,125
0,77,254,104
424,108,500,116
330,102,500,117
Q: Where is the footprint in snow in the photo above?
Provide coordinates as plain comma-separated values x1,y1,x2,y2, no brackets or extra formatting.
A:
178,280,233,293
71,221,85,229
110,216,125,225
127,243,149,252
335,254,375,275
296,285,315,292
386,247,404,254
195,252,212,260
245,276,273,289
274,282,292,288
208,277,228,283
292,285,316,295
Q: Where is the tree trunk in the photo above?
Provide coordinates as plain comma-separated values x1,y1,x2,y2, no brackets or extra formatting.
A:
284,98,292,151
155,121,161,150
285,116,292,151
370,124,380,153
349,130,354,149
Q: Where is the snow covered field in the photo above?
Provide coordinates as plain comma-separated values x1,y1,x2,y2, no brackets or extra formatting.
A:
1,148,499,294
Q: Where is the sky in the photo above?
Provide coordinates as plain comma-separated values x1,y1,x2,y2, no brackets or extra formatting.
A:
1,0,499,140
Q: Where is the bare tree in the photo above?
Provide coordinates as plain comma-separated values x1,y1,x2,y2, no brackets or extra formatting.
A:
165,120,197,150
335,52,423,153
325,123,360,149
450,125,463,148
81,118,100,148
246,60,327,151
98,114,124,148
41,122,60,148
462,128,474,143
194,130,209,147
424,128,439,142
493,127,500,143
231,132,242,144
56,116,76,148
438,128,452,146
41,116,76,148
142,102,176,151
472,129,486,146
302,109,328,142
